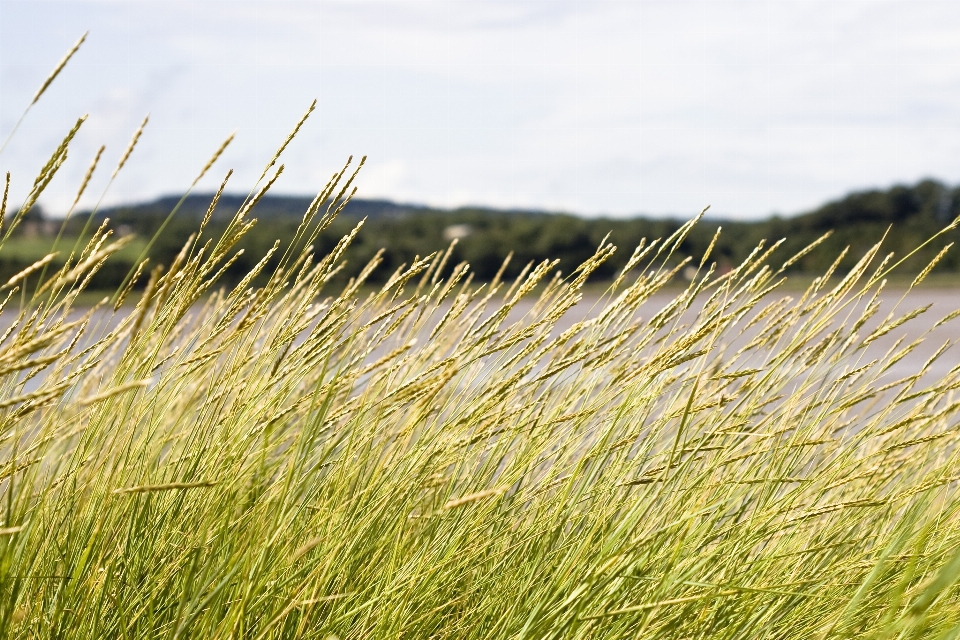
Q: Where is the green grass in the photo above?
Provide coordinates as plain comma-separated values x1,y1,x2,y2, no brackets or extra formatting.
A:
3,40,960,639
0,234,147,263
1,170,960,639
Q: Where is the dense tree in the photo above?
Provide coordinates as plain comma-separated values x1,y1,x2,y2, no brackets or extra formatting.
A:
4,179,958,291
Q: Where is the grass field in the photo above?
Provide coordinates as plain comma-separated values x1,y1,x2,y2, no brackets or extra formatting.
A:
4,46,960,638
1,161,960,637
0,234,147,263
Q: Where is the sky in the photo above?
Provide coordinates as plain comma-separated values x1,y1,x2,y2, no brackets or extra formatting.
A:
2,1,960,219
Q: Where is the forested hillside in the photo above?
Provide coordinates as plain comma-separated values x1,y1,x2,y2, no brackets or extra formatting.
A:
7,179,960,291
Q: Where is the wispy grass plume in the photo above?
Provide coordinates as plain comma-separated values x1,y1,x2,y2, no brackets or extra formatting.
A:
1,45,960,640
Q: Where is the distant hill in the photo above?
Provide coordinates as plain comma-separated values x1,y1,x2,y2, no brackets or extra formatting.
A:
94,193,562,224
8,178,959,290
94,177,959,229
95,194,420,221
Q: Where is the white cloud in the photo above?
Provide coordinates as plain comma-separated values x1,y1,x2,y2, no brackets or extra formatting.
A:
2,0,960,219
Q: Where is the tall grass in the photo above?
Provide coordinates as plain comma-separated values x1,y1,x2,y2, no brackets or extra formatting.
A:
4,41,960,639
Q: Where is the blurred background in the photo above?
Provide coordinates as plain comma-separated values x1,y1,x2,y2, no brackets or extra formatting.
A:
2,0,960,287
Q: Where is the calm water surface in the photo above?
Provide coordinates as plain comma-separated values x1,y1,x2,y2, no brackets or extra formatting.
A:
7,287,960,393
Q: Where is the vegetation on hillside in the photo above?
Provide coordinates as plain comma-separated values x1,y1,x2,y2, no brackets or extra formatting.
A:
10,178,959,292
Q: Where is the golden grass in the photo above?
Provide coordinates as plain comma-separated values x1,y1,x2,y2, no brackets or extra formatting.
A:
1,35,960,639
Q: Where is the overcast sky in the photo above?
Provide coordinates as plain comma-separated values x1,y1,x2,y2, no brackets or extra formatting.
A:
2,1,960,219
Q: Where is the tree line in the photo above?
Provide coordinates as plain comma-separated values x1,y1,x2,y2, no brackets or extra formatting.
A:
7,178,960,292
